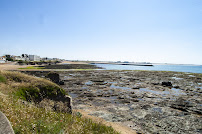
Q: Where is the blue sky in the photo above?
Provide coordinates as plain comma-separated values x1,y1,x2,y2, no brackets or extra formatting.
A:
0,0,201,64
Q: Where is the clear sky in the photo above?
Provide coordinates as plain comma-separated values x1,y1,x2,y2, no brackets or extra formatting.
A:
0,0,201,64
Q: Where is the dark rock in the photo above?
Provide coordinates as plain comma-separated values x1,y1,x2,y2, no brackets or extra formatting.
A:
129,94,138,98
131,99,139,102
162,82,172,87
121,99,130,103
132,86,140,89
59,80,65,85
152,82,159,85
73,81,82,85
117,95,125,99
174,85,180,88
46,72,60,84
91,79,104,83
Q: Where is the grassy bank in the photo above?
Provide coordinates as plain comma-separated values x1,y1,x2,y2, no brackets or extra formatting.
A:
0,71,119,134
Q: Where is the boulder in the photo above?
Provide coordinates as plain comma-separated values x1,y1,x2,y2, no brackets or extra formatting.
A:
39,95,72,114
59,80,65,85
162,82,172,87
0,111,14,134
47,72,60,84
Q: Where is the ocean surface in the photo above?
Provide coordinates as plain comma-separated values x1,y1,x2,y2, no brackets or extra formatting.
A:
94,64,202,73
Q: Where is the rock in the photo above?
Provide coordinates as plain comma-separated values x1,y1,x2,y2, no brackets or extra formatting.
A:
117,95,125,99
174,85,180,88
85,93,96,97
46,72,60,84
38,99,55,111
152,82,159,85
0,111,14,134
131,99,139,102
59,80,65,85
121,99,131,103
39,95,72,113
91,79,104,83
53,101,70,113
170,98,193,113
61,95,72,113
162,82,172,87
132,86,140,89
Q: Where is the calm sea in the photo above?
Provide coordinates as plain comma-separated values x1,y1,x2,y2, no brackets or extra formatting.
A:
94,64,202,74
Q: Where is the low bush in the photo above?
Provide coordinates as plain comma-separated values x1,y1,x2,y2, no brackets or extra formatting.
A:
15,85,66,102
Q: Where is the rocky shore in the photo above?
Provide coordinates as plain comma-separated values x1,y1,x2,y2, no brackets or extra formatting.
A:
22,70,202,134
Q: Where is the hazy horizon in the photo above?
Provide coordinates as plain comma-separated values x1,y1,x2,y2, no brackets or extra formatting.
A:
0,0,201,65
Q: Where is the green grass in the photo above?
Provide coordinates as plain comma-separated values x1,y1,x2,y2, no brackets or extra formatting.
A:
19,66,45,69
0,95,119,134
0,75,6,83
15,85,66,102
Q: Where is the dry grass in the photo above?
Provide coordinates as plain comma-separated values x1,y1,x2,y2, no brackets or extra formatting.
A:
0,70,119,134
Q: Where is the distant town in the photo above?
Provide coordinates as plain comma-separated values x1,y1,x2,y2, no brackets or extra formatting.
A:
0,54,65,64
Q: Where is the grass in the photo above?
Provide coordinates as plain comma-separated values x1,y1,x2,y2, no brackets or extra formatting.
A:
0,70,119,134
19,66,45,69
0,74,6,83
0,95,118,134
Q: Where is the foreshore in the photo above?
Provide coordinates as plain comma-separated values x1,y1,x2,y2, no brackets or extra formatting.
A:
1,62,202,133
22,69,202,134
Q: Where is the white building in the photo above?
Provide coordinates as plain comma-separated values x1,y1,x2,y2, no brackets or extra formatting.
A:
52,58,59,61
13,56,25,61
29,55,41,61
0,56,6,63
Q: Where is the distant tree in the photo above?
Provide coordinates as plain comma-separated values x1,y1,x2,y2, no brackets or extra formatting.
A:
5,55,11,59
6,57,13,61
18,60,23,64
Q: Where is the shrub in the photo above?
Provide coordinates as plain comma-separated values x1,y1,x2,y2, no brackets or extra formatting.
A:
15,85,66,102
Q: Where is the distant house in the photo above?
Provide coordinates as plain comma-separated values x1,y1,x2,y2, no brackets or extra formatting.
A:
52,58,59,61
29,55,41,61
41,57,52,61
13,56,26,61
21,54,29,61
0,56,6,63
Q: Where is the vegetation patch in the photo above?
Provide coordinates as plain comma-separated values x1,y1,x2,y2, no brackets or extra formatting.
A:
15,85,65,102
0,75,6,83
19,66,45,69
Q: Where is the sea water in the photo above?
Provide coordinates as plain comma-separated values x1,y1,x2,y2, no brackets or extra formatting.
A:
94,64,202,73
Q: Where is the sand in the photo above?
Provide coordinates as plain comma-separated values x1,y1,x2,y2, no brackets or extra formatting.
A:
0,62,38,71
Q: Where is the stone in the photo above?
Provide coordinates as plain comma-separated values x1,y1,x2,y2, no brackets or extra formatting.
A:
39,95,72,113
46,72,60,84
0,111,14,134
59,80,65,85
162,82,172,87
